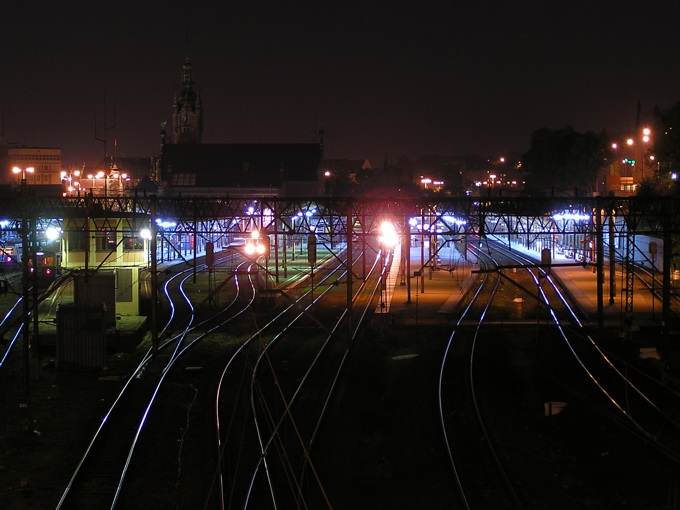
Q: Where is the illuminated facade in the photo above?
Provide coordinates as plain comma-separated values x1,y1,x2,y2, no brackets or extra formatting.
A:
8,146,62,186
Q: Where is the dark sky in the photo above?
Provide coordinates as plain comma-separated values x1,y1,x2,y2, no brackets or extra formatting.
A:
2,1,680,168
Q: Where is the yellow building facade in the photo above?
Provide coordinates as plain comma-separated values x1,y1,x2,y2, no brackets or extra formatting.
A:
8,146,62,186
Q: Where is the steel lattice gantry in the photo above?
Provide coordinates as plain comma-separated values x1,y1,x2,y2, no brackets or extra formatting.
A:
1,192,678,335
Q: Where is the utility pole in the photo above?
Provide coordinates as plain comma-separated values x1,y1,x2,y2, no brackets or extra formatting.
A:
150,196,158,354
94,90,116,196
19,180,31,425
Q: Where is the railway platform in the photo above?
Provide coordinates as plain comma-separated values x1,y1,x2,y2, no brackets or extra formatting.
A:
380,238,670,343
34,238,669,356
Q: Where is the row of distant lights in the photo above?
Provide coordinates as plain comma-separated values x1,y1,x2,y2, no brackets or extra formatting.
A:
408,214,467,233
420,178,444,189
611,128,651,151
60,170,131,192
0,220,62,241
474,176,520,187
552,212,591,221
611,128,657,166
44,226,153,241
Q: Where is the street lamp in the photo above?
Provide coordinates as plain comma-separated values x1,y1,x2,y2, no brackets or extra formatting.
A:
324,170,335,195
12,166,35,186
61,169,82,195
13,165,35,409
623,128,652,181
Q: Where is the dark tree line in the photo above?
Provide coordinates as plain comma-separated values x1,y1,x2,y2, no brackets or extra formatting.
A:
642,101,680,197
520,127,611,196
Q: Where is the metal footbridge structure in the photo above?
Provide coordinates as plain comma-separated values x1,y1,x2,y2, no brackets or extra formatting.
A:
1,191,678,341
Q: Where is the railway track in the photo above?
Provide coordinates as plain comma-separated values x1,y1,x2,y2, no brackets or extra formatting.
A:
439,237,680,508
4,233,679,508
221,245,383,509
54,240,387,509
56,252,258,509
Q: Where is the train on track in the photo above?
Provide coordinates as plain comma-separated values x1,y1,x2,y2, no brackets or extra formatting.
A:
0,241,61,289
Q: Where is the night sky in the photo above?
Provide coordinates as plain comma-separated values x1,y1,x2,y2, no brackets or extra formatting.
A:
2,1,680,169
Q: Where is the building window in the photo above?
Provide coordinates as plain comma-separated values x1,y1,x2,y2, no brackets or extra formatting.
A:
96,230,117,251
122,229,144,251
170,173,196,186
67,228,89,251
94,219,118,251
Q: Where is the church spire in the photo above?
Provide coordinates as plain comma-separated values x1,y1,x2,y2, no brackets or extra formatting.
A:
181,51,193,90
173,51,203,144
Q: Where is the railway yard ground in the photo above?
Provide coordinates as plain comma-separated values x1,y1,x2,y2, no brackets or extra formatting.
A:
1,243,679,509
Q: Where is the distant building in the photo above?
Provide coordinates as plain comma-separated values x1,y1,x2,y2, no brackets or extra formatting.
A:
323,159,373,195
604,175,636,196
159,143,323,197
109,156,156,193
7,146,63,196
157,52,323,197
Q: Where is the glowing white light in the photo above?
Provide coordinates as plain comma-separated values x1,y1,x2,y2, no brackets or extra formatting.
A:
139,228,152,240
45,227,60,241
442,214,467,226
553,212,590,221
378,221,398,247
155,219,177,229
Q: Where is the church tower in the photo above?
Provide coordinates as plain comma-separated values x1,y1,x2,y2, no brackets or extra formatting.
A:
172,52,203,144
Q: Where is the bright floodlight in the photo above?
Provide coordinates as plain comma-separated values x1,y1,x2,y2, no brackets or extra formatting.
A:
244,243,256,255
378,221,398,247
553,212,590,221
45,227,60,241
139,228,152,240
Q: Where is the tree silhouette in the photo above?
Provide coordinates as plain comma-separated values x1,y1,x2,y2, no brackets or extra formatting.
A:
522,127,610,195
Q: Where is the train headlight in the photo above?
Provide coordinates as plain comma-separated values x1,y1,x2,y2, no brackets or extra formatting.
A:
378,221,398,248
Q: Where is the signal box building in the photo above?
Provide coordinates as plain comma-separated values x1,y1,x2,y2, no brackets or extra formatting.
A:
60,211,149,318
